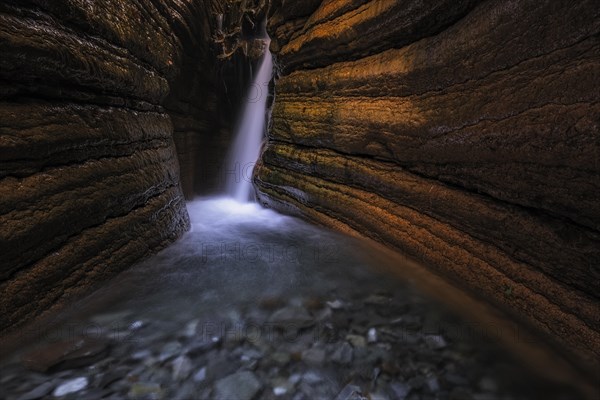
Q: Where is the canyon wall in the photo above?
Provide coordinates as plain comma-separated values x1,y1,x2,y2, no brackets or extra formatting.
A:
256,0,600,378
0,0,206,331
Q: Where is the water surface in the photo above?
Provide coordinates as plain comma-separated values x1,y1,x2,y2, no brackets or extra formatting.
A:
0,198,583,399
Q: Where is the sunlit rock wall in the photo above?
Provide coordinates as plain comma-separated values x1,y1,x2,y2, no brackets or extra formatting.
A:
0,0,197,331
256,0,600,376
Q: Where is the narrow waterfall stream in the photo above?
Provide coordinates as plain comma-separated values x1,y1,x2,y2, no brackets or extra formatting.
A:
0,56,585,400
225,48,273,202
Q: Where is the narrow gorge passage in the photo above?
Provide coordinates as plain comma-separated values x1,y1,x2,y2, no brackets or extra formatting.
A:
0,0,598,399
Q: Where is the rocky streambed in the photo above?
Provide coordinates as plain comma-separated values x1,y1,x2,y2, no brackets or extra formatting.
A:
0,199,582,400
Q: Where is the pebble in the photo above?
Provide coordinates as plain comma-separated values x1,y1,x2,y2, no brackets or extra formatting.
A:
187,336,220,356
346,334,367,348
425,335,447,349
331,342,353,365
183,319,200,337
171,355,192,381
269,306,314,330
288,373,303,385
172,382,196,400
389,382,411,399
271,377,294,396
326,300,345,309
302,347,326,365
97,367,127,388
128,382,164,400
52,377,88,397
158,341,182,362
426,376,440,392
131,349,152,360
270,351,291,366
302,371,323,384
368,328,378,343
16,381,55,400
316,307,333,321
240,348,263,361
370,392,391,400
273,386,288,396
129,320,145,331
193,367,207,383
213,371,262,400
334,384,365,400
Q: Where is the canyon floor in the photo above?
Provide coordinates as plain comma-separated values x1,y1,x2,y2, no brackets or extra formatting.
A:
0,199,582,400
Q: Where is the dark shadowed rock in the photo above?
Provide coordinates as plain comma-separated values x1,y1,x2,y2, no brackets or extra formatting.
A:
21,337,109,372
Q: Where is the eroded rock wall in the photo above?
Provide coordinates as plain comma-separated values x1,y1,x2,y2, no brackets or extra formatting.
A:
0,0,200,331
256,0,600,377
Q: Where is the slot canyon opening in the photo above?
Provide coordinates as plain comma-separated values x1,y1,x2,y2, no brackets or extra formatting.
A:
0,1,598,400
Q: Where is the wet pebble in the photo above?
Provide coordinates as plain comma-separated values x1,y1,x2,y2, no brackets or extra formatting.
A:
213,371,262,400
389,382,411,399
52,377,88,397
171,355,192,381
15,381,55,400
367,328,378,343
302,347,326,365
158,341,182,362
346,334,366,348
128,382,164,400
326,300,345,310
330,342,353,365
269,306,314,331
425,335,447,349
334,384,365,400
193,367,207,383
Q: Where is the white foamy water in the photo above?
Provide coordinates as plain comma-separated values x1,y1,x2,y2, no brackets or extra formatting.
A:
225,47,273,202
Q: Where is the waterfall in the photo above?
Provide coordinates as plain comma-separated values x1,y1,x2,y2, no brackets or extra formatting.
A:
225,47,273,202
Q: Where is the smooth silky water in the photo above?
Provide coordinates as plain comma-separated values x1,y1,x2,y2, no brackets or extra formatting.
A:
225,44,273,202
0,51,586,400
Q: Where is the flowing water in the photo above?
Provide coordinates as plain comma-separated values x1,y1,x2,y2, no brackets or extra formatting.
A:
225,49,273,202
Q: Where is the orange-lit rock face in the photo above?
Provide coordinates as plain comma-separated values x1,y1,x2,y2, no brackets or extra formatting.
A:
255,0,600,381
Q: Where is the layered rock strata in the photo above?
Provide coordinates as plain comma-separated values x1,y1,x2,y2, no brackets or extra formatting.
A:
256,0,600,379
0,0,195,331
